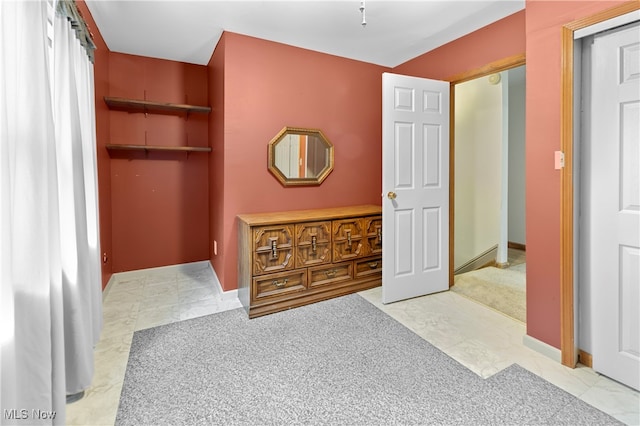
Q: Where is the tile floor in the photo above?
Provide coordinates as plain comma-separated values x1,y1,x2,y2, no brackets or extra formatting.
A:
66,262,639,426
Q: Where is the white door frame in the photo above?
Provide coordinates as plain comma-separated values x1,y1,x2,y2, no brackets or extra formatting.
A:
560,1,640,368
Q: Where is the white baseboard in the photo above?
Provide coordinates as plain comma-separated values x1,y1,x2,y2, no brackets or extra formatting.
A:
112,260,211,281
455,245,498,275
523,334,562,363
102,274,117,301
207,262,239,301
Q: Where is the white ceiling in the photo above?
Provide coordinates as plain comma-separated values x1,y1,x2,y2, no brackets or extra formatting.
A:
85,0,524,68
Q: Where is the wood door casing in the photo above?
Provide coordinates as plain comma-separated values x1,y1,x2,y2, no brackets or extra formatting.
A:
447,53,526,287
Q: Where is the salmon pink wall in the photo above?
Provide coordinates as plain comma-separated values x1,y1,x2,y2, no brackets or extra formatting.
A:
108,53,210,272
77,1,112,289
208,34,226,283
524,0,628,348
209,33,388,291
393,11,525,79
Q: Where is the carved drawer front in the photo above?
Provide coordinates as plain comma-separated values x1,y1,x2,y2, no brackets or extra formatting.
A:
253,225,294,275
355,257,382,279
308,262,353,289
364,216,382,256
332,218,364,261
295,221,332,268
253,270,307,302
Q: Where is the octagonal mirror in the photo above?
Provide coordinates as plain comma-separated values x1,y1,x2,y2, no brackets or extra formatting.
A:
267,127,334,186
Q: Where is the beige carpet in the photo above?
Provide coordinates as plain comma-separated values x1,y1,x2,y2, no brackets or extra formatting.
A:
452,263,526,322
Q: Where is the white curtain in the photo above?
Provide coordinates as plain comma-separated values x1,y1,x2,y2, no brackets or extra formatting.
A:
0,1,102,424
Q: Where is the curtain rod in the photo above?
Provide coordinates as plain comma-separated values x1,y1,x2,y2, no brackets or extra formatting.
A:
56,0,96,63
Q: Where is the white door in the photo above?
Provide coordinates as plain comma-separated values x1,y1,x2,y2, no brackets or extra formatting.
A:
589,22,639,391
382,73,450,304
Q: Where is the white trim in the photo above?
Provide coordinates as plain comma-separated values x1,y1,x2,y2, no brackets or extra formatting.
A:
523,334,562,363
110,260,210,281
101,273,117,302
207,262,239,301
574,10,639,39
454,244,498,275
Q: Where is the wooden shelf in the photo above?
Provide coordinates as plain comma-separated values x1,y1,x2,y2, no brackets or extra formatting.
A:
104,96,211,115
106,144,211,153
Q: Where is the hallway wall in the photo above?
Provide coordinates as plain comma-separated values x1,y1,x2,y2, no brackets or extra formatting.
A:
507,66,526,246
454,76,503,269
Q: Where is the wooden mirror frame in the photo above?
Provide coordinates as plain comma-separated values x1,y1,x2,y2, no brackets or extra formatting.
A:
267,127,334,186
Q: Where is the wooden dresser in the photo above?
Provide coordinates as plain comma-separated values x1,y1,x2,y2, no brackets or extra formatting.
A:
238,205,382,318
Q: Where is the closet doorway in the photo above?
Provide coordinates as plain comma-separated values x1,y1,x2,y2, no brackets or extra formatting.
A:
449,59,527,323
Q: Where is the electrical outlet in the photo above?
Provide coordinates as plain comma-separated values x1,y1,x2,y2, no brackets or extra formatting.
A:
102,252,108,264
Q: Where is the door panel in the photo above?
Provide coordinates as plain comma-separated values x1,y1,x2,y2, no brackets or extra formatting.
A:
394,209,414,276
395,122,414,188
423,207,441,270
382,73,449,304
423,124,441,187
589,22,639,391
620,246,639,359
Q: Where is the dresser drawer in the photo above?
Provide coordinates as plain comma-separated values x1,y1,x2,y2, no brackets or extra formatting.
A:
253,225,294,275
354,257,382,279
332,218,364,261
295,221,332,268
364,216,382,256
252,270,307,302
308,262,353,289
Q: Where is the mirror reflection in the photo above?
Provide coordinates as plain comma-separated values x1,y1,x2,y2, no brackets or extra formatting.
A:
268,127,334,186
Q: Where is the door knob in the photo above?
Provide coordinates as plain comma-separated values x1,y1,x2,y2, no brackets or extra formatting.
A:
387,191,397,200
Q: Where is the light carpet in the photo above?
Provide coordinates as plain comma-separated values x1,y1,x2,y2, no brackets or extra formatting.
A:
452,264,526,322
116,294,618,425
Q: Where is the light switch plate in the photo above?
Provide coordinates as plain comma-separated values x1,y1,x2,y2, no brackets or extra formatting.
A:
554,151,564,170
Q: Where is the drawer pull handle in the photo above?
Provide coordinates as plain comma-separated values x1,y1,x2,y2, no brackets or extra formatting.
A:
368,262,379,269
377,228,382,245
271,239,278,259
272,278,288,288
311,235,317,253
346,229,352,251
325,269,336,278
